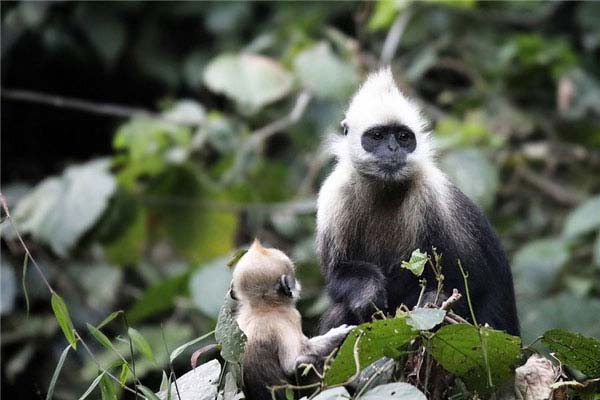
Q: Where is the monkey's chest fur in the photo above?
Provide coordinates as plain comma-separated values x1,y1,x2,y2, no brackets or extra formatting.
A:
334,179,439,268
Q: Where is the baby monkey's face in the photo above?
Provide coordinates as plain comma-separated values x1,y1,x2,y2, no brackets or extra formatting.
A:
232,240,300,306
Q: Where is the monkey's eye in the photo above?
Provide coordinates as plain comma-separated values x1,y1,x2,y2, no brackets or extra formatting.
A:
398,131,408,140
372,132,384,140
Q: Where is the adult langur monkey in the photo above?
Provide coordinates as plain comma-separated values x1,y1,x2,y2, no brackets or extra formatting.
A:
316,67,519,336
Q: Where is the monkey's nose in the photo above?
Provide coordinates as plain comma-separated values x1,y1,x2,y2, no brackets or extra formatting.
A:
387,144,398,152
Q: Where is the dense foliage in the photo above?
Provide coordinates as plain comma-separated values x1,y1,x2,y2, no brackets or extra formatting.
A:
1,1,599,399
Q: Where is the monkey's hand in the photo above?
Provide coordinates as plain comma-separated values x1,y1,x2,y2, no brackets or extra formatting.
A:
348,282,388,319
306,324,356,358
326,260,388,320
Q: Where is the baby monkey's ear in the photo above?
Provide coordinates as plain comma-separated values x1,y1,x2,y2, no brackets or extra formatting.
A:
277,275,293,298
229,282,238,300
341,119,349,136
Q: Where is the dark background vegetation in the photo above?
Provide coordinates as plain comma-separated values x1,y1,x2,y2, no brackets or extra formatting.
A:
1,1,599,399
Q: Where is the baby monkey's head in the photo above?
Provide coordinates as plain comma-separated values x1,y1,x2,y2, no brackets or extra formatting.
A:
232,239,300,307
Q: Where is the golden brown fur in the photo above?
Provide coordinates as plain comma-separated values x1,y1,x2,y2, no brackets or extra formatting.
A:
232,240,354,400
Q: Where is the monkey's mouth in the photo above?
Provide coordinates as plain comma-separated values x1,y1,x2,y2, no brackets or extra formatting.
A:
379,160,405,174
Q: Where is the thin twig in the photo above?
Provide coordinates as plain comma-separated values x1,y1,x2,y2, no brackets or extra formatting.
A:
0,193,53,294
1,88,202,127
515,165,583,206
440,289,462,311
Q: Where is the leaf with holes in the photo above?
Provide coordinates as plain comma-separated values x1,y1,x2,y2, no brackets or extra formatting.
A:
541,329,600,378
429,324,521,394
323,317,417,386
215,296,246,363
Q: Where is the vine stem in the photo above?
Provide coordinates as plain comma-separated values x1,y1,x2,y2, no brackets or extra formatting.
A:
457,261,478,326
1,193,54,294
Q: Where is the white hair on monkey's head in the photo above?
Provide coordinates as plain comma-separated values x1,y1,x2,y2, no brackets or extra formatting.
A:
326,67,436,179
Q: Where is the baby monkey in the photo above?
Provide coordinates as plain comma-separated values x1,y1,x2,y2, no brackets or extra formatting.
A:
231,239,354,400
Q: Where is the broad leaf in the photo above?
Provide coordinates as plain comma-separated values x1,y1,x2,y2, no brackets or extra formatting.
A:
440,148,499,210
400,249,428,276
541,329,600,378
324,317,417,386
512,238,569,296
294,42,359,99
563,195,600,238
12,159,116,256
87,323,123,360
204,53,293,112
190,257,233,318
429,324,522,394
407,308,446,331
215,296,246,363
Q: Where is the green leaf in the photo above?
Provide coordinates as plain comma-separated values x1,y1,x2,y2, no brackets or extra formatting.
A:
128,327,156,364
400,249,428,276
407,308,446,331
51,293,77,349
429,324,522,394
127,273,189,323
294,42,359,100
190,257,234,318
518,294,600,344
541,329,600,378
361,382,427,400
512,238,569,296
324,317,417,386
78,372,105,400
137,385,162,400
22,254,30,315
440,148,499,210
86,323,123,361
159,371,169,392
170,330,215,363
368,0,407,32
99,373,118,400
215,295,247,363
96,311,123,330
119,362,130,385
227,249,248,268
203,53,293,112
45,345,71,400
12,159,116,256
563,195,600,239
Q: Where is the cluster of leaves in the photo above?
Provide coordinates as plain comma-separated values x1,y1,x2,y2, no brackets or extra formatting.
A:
1,1,599,399
185,250,599,400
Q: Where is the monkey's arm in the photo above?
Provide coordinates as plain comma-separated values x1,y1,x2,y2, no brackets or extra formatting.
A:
325,261,388,316
295,325,355,367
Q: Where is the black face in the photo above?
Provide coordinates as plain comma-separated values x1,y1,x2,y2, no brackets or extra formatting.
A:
361,124,416,173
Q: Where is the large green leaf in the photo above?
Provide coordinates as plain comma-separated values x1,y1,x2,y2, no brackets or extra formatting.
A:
294,42,359,100
12,159,116,256
324,317,417,386
563,195,600,239
429,324,521,394
215,296,246,364
203,53,293,112
541,329,600,378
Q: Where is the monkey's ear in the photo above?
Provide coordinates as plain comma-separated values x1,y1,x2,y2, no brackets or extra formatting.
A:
229,282,238,300
341,120,349,136
278,275,293,298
